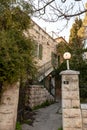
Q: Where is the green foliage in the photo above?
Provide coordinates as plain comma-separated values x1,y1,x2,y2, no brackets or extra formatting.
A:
56,41,70,66
23,119,33,125
0,1,36,86
56,17,87,101
69,18,83,67
68,18,87,98
69,17,82,44
57,41,69,56
0,27,36,85
78,5,87,38
59,61,66,71
33,100,55,110
16,122,22,130
0,1,33,30
68,17,84,70
58,128,63,130
78,63,87,100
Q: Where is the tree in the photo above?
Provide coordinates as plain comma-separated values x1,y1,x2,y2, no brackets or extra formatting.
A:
32,0,87,21
56,17,87,100
56,40,70,66
68,17,83,69
0,0,36,87
68,17,87,100
78,3,87,39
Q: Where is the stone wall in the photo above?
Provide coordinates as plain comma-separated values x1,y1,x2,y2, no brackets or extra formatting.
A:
60,70,87,130
0,82,20,130
24,20,58,67
25,85,54,108
60,70,83,130
81,104,87,130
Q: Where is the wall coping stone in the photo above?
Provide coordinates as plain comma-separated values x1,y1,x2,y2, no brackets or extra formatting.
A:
60,70,80,75
81,104,87,109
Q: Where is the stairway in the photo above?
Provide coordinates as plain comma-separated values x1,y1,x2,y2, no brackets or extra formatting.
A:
27,60,55,108
37,60,54,82
25,85,55,108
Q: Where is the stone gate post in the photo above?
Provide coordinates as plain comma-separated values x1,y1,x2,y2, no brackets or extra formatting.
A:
60,70,82,130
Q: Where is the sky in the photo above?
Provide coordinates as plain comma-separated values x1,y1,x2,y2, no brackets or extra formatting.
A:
32,17,74,42
32,0,87,42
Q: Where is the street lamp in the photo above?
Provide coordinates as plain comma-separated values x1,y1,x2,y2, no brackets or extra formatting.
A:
63,52,71,70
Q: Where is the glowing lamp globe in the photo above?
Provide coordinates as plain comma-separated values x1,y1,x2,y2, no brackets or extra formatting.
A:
63,52,71,60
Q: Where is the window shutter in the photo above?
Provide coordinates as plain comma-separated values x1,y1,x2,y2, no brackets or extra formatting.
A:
51,52,54,65
34,43,38,57
39,44,43,60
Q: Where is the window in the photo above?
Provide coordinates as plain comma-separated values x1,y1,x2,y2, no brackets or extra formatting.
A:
51,52,58,68
51,52,55,66
34,43,38,57
34,43,43,60
39,44,43,60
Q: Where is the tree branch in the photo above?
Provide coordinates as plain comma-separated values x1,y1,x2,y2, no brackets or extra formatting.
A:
64,9,87,18
32,0,87,22
33,0,55,12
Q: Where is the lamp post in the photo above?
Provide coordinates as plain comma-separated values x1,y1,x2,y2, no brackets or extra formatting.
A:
63,52,71,70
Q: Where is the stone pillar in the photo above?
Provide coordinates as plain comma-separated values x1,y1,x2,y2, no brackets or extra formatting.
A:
0,82,20,130
60,70,82,130
81,104,87,130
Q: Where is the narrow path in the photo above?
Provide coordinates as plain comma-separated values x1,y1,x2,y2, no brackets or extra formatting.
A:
22,102,62,130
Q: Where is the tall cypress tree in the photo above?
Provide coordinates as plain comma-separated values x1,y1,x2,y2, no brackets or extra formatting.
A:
0,0,36,86
69,17,87,100
69,17,83,69
78,3,87,39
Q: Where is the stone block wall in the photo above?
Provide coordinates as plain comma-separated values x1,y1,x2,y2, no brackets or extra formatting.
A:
60,70,82,130
25,20,58,67
0,82,20,130
25,85,54,108
81,104,87,130
60,70,87,130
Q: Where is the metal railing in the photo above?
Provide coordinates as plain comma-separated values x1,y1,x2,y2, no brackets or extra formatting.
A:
37,60,53,79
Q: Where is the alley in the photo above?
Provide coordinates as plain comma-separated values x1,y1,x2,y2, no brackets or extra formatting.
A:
22,102,62,130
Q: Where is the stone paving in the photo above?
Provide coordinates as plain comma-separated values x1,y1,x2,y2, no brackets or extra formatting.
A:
22,102,62,130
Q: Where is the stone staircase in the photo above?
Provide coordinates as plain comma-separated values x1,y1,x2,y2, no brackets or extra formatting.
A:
26,60,55,108
25,85,54,108
37,60,54,82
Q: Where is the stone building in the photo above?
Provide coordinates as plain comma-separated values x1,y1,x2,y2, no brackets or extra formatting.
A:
24,20,59,95
25,20,58,67
23,20,68,107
